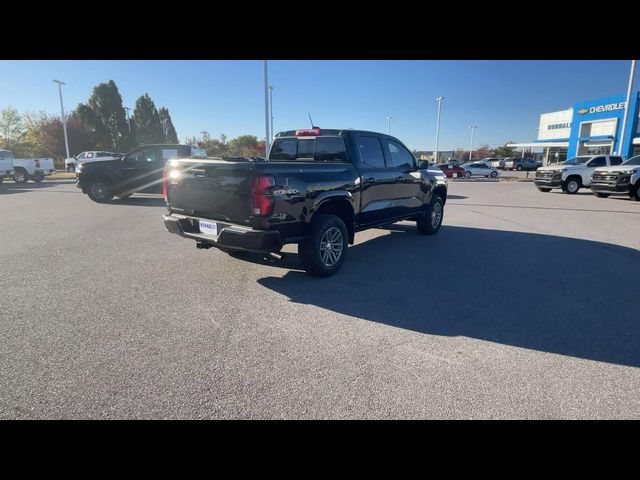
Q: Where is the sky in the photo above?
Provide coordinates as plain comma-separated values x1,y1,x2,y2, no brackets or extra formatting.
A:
0,60,636,151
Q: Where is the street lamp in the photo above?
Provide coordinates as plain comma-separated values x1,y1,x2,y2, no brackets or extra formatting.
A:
263,61,270,157
469,126,477,162
434,96,444,163
53,79,70,159
387,115,392,135
618,59,637,157
269,85,274,140
124,107,131,132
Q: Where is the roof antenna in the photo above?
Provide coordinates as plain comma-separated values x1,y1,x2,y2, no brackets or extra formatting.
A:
308,113,316,128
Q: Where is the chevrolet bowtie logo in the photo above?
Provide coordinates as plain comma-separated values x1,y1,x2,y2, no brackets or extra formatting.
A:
578,108,589,115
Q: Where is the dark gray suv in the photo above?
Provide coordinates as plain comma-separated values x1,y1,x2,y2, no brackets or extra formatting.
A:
503,157,538,171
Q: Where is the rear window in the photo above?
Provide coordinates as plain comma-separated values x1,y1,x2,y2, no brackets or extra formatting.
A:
269,137,347,162
609,156,623,166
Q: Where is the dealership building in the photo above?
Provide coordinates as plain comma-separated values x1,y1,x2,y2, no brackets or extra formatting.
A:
509,91,640,165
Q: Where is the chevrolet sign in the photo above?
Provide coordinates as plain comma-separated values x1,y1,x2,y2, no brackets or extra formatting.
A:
578,102,625,115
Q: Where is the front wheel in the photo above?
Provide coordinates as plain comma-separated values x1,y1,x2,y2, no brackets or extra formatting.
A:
417,195,444,235
517,165,523,171
31,174,45,183
537,187,552,193
631,184,640,201
298,214,348,277
594,192,610,198
13,169,28,183
562,178,580,194
67,165,75,173
86,179,114,203
465,171,472,178
490,171,498,178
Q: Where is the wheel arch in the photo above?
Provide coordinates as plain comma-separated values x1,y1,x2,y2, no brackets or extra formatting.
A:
311,195,356,244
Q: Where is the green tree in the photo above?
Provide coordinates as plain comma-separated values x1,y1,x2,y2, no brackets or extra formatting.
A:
77,80,130,151
227,135,260,156
0,106,25,149
494,142,517,158
132,93,164,145
158,107,178,144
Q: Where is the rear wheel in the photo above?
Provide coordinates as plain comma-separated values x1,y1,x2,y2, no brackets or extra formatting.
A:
594,192,610,198
517,165,523,171
536,187,552,193
465,171,471,178
13,168,27,184
86,179,113,203
631,183,640,201
490,171,498,178
67,165,75,173
298,214,348,277
417,195,444,235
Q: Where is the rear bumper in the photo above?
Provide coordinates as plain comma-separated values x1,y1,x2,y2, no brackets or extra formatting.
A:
163,214,283,253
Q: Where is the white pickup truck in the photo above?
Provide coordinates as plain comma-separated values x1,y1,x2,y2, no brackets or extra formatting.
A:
0,150,16,185
534,154,624,194
65,150,123,173
590,155,640,201
0,150,56,183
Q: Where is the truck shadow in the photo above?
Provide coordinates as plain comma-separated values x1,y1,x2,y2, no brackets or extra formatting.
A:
256,224,640,368
108,195,166,207
0,181,70,195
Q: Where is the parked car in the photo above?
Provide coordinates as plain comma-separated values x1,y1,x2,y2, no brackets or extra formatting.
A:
76,144,207,202
463,162,500,178
590,155,640,201
0,150,16,185
483,158,502,168
437,163,466,178
534,155,624,194
0,150,55,183
162,128,448,277
503,157,538,171
65,151,123,173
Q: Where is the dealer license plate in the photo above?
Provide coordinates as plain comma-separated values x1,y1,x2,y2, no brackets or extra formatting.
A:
199,220,218,236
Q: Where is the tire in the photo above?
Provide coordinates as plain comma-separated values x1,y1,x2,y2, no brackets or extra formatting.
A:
67,165,75,173
116,193,132,199
298,214,348,277
537,187,552,193
490,171,498,178
31,174,44,183
631,183,640,202
594,192,610,198
465,171,472,178
517,165,523,171
417,195,444,235
86,179,114,203
13,168,28,184
562,178,580,194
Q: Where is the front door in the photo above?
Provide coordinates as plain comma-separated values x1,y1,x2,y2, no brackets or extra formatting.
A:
356,135,399,226
381,137,423,218
121,147,159,193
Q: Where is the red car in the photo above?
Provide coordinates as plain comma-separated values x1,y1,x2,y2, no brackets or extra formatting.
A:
437,164,466,178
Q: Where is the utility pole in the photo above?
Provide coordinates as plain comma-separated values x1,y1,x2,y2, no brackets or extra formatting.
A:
387,115,392,135
53,79,70,159
124,107,131,132
618,60,637,157
269,85,274,140
264,61,271,157
434,97,444,163
469,126,477,162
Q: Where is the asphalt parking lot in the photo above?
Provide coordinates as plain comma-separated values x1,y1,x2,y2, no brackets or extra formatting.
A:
1,179,639,419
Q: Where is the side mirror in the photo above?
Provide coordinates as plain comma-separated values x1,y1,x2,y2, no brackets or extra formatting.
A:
418,160,429,170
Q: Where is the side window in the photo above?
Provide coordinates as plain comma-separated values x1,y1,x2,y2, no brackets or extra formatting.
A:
270,138,297,160
609,156,623,166
385,139,415,169
357,136,386,168
588,156,606,168
315,137,347,162
126,149,156,164
161,148,179,160
77,153,86,159
86,152,94,159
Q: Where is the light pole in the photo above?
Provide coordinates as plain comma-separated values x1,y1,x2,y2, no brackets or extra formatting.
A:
264,61,271,157
124,107,131,132
269,85,274,140
434,96,444,163
53,79,70,159
469,126,477,162
618,59,637,157
387,115,392,135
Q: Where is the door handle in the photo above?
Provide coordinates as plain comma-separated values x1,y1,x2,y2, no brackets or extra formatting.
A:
364,177,375,184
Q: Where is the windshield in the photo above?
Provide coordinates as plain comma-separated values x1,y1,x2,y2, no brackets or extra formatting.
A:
0,150,15,160
622,155,640,166
560,156,591,166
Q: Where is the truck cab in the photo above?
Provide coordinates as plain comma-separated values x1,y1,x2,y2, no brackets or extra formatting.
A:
0,150,15,184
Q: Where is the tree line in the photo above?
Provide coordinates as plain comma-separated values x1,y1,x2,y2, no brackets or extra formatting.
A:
0,80,179,165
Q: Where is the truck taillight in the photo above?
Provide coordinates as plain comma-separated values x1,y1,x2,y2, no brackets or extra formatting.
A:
35,159,40,168
251,175,275,216
162,167,169,202
295,128,320,137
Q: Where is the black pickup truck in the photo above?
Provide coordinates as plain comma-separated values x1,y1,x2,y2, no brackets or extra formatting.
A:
76,144,207,202
162,128,448,276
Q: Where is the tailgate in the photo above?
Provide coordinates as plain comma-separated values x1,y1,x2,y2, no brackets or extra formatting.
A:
167,158,255,225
